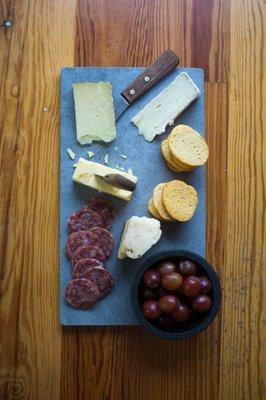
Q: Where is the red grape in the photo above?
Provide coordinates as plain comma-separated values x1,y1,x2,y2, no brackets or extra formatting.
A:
182,276,201,297
199,276,212,294
143,269,161,289
192,295,212,312
158,295,180,313
157,261,177,275
171,303,190,323
142,300,161,320
162,272,183,291
177,260,197,276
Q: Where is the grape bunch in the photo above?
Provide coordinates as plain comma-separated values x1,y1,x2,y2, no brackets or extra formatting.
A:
140,259,213,328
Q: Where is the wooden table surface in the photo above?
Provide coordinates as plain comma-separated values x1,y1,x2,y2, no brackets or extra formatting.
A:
0,0,265,399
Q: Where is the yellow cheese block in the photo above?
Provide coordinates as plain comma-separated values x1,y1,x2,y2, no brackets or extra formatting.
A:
73,158,137,201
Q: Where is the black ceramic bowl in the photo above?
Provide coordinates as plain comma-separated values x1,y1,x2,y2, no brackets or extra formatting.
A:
131,250,221,340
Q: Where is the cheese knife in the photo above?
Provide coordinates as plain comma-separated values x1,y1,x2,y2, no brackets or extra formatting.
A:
103,174,137,191
114,50,179,121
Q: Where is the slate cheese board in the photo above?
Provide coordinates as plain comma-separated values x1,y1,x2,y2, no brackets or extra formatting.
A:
60,67,205,325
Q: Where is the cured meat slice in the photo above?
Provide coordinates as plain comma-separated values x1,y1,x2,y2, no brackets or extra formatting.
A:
85,197,115,229
66,231,102,260
65,278,100,309
89,227,114,258
83,268,114,298
72,245,106,266
67,209,103,234
73,258,104,278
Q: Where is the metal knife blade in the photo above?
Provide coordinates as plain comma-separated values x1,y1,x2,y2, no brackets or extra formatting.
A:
114,50,179,122
114,95,130,121
103,174,136,191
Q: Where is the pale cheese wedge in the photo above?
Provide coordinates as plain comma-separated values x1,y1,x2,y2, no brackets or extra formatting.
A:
73,82,116,145
118,216,162,259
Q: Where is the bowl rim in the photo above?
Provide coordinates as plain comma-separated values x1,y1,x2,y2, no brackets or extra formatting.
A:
131,249,221,340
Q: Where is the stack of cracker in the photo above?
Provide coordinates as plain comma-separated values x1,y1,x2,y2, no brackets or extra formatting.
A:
161,125,209,172
148,180,198,222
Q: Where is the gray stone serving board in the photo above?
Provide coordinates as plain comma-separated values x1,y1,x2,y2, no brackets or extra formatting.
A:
60,67,205,325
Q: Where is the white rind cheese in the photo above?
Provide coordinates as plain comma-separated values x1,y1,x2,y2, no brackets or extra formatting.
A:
118,216,162,259
73,82,116,145
115,165,125,171
73,158,137,201
131,72,200,142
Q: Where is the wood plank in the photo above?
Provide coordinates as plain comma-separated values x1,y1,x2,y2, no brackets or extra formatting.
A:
75,0,229,82
0,0,76,399
220,0,266,399
205,81,228,396
75,0,155,66
189,0,229,82
153,0,229,82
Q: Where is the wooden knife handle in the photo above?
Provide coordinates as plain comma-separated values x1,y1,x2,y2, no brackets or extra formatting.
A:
121,50,179,104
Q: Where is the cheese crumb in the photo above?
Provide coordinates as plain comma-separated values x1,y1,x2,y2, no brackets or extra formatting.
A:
67,148,75,160
87,151,94,159
114,147,118,151
73,163,77,168
104,153,109,164
120,154,127,159
128,168,133,175
115,165,125,171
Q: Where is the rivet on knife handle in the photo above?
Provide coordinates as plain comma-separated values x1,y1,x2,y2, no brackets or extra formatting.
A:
121,50,180,104
103,174,137,192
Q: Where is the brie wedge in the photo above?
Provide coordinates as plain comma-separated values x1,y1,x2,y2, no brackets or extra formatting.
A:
131,72,200,142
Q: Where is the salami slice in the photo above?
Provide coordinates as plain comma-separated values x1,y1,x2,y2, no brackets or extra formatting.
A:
85,197,115,229
73,258,104,278
72,245,106,266
83,268,115,298
67,209,103,234
89,227,114,258
66,231,102,260
65,278,100,309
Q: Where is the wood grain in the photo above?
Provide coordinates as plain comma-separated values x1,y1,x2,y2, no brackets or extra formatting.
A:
0,0,265,399
220,0,266,399
0,0,76,399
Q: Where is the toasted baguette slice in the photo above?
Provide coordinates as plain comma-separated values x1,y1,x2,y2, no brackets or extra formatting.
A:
162,180,198,222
